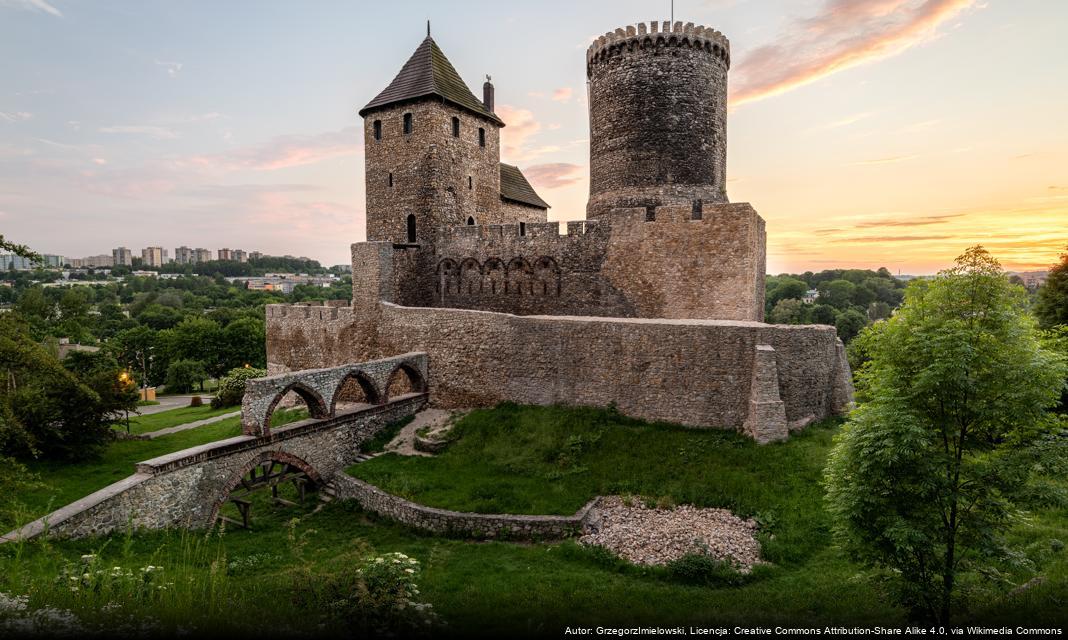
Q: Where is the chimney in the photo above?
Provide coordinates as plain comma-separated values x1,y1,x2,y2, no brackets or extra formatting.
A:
483,75,494,113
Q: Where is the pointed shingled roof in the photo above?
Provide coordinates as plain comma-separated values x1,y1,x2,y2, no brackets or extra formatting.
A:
359,36,504,126
500,163,549,209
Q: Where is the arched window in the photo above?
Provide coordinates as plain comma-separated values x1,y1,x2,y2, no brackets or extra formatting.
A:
406,214,416,243
468,176,472,189
373,120,381,141
451,116,460,137
478,127,485,148
467,216,475,226
403,113,413,135
388,172,393,187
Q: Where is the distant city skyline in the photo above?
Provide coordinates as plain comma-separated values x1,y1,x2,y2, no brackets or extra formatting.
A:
2,0,1066,274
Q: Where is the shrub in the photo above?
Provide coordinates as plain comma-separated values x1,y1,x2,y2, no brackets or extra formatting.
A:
210,366,266,408
665,554,747,587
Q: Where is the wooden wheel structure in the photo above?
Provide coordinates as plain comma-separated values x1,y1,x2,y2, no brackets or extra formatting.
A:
217,459,318,530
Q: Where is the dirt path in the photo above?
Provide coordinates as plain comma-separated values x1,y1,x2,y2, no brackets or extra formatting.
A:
383,408,466,456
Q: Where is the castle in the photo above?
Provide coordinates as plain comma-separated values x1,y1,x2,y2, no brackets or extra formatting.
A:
265,21,854,443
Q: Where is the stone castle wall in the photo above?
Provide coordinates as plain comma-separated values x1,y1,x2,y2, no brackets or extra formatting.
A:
378,202,765,322
586,21,730,218
265,301,852,432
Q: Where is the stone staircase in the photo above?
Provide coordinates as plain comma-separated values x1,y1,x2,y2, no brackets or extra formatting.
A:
318,451,383,505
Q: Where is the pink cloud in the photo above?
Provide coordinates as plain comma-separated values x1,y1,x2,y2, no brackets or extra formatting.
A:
551,87,573,102
524,163,585,189
731,0,978,106
187,127,362,171
496,104,542,162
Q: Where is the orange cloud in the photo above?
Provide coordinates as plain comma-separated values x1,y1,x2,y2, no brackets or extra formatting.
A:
731,0,978,106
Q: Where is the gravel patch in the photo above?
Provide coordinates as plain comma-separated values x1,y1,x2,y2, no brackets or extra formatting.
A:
580,496,763,571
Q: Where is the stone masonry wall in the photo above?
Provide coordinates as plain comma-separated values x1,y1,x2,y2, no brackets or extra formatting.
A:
381,202,765,321
333,474,600,540
364,101,503,245
2,394,427,541
265,301,851,431
586,21,730,218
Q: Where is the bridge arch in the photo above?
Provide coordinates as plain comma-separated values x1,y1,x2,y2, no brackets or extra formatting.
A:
261,381,329,434
384,362,427,401
208,450,324,528
329,369,382,414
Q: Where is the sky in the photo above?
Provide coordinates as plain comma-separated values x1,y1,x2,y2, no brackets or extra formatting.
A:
0,0,1066,274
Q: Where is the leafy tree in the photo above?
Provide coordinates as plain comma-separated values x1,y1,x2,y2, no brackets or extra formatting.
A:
109,325,158,387
809,304,837,325
63,350,139,424
766,276,808,311
161,317,225,377
834,308,867,342
866,301,892,321
824,246,1068,623
0,315,119,460
1035,247,1068,328
768,298,805,325
819,279,857,309
165,359,209,393
223,317,267,370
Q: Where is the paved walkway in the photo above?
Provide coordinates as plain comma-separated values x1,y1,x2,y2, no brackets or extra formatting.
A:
135,394,216,416
140,410,240,439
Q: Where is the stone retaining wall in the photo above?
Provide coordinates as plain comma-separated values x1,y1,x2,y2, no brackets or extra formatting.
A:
333,474,601,540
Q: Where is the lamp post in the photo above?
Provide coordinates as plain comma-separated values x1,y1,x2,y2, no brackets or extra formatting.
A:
119,371,132,434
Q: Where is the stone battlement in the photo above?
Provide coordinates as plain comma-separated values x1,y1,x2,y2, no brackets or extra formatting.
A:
586,21,730,68
265,302,354,321
437,219,605,241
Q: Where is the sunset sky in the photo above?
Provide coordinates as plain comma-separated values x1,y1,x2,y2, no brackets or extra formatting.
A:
1,0,1065,273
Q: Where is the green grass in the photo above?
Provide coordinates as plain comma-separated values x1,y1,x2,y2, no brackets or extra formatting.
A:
349,403,838,566
115,404,237,436
2,404,1065,635
6,408,310,533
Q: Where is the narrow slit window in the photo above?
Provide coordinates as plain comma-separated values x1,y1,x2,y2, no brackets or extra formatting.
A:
468,176,472,189
478,127,485,148
406,214,416,243
388,172,393,187
403,113,413,135
451,116,460,137
519,222,526,236
373,120,382,141
467,216,475,226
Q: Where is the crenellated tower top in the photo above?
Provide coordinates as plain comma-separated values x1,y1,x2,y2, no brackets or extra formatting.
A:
586,21,730,72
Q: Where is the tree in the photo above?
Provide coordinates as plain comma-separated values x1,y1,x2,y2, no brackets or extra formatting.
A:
0,315,119,461
165,359,208,393
819,279,857,309
222,317,266,370
0,235,41,263
810,304,838,325
766,276,808,310
768,298,805,325
834,308,867,342
825,246,1068,623
1035,247,1068,328
109,325,158,387
211,366,267,408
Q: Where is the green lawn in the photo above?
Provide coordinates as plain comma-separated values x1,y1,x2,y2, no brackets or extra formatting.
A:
2,404,1065,635
115,404,238,436
6,408,309,532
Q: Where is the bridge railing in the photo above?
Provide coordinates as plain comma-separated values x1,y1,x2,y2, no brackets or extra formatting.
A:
241,352,429,436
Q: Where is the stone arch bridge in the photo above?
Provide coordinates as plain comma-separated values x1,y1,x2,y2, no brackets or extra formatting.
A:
2,353,428,541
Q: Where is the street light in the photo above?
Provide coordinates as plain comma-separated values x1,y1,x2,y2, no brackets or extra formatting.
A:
119,371,132,434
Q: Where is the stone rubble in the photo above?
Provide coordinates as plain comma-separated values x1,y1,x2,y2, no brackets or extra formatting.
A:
580,496,763,571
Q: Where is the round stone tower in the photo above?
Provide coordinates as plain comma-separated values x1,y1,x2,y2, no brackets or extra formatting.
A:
586,21,730,219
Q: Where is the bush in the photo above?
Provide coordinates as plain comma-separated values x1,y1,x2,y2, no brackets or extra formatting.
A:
210,366,267,408
665,554,748,587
